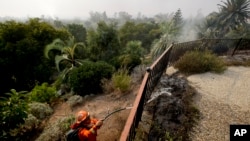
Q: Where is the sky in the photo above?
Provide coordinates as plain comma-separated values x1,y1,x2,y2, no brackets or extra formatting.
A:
0,0,222,19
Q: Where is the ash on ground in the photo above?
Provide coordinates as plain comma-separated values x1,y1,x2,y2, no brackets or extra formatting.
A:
135,72,200,141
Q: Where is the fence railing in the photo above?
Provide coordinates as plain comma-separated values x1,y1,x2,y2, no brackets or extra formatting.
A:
119,45,173,141
119,38,250,141
169,38,250,64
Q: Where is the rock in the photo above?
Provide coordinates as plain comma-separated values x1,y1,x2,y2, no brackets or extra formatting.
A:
66,95,83,108
29,102,53,120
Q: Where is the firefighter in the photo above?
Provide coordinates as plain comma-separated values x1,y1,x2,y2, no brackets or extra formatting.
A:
70,110,103,141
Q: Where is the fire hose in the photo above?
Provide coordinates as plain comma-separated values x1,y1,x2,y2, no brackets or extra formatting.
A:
101,106,133,121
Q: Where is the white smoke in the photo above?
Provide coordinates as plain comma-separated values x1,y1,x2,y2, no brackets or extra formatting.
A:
178,10,206,42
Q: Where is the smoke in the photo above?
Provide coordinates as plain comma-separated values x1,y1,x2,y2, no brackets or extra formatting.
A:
177,11,206,42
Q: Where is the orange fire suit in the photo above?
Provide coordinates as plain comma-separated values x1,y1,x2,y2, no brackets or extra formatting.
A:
71,118,101,141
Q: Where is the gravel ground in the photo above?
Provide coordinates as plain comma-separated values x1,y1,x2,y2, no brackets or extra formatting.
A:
187,66,250,141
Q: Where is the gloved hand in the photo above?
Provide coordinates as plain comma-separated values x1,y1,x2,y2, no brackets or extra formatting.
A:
95,120,103,127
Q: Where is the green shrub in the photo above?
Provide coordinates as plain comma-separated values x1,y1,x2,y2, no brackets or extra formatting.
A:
174,50,226,74
28,82,57,103
69,61,114,95
35,116,75,141
112,68,131,92
111,54,141,72
8,114,40,141
28,102,53,120
0,89,29,140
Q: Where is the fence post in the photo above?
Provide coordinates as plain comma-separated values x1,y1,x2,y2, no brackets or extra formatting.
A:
232,38,243,56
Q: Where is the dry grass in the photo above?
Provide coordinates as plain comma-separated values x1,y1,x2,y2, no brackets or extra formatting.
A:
224,59,250,66
98,111,129,141
221,54,250,67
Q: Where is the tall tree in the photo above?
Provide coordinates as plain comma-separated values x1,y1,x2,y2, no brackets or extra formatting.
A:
150,9,184,59
196,12,219,38
67,24,87,43
123,40,145,58
119,21,161,53
172,8,183,28
217,0,250,36
0,19,69,94
87,21,121,62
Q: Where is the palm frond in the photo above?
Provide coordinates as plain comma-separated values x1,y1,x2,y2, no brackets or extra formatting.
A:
75,59,86,65
55,55,71,71
44,38,65,59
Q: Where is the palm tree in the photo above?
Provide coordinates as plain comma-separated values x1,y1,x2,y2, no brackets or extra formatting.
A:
150,21,179,59
217,0,250,34
196,12,220,38
150,9,185,59
44,37,86,79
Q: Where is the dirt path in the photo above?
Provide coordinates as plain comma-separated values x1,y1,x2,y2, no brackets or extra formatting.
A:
187,66,250,141
47,84,139,141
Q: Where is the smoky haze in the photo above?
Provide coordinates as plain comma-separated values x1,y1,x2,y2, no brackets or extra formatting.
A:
0,0,221,20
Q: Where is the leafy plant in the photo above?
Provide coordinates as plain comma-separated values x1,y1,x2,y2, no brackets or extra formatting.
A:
0,89,29,139
111,54,141,72
124,40,145,58
174,50,226,74
44,37,87,83
28,82,57,103
112,68,131,92
217,0,250,35
28,102,53,120
0,19,70,94
164,132,173,141
69,61,114,95
87,21,121,62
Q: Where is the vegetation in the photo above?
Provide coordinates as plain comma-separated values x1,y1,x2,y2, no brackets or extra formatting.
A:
66,24,87,43
119,21,161,53
44,37,87,86
224,57,250,66
28,83,57,104
0,89,29,140
69,61,114,95
0,18,70,94
151,9,183,59
198,0,250,38
87,21,121,62
0,0,250,139
174,50,227,74
112,68,132,92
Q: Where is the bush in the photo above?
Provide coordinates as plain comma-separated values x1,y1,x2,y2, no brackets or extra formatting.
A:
66,95,84,109
69,61,114,95
174,50,226,74
112,68,131,92
28,82,58,104
0,19,70,94
28,102,53,120
9,114,40,141
111,54,141,72
35,116,75,141
0,89,29,140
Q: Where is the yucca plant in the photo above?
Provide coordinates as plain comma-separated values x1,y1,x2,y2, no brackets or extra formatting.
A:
44,36,87,82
